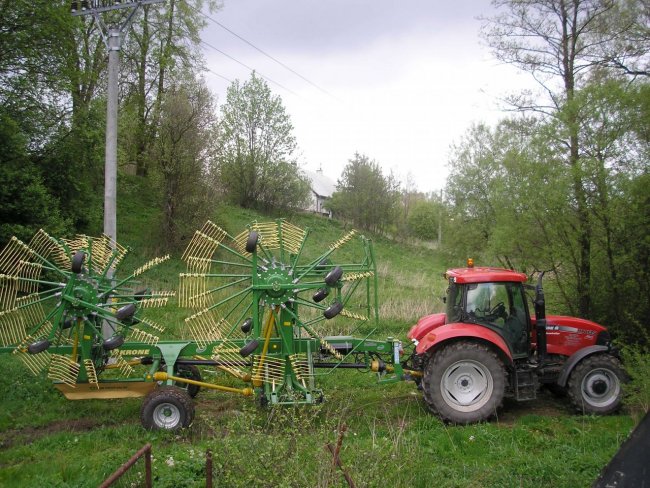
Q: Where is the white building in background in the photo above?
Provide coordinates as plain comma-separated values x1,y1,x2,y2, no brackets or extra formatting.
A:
303,168,336,217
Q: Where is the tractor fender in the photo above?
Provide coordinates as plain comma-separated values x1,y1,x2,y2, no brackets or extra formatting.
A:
557,345,610,387
407,313,446,342
415,322,513,364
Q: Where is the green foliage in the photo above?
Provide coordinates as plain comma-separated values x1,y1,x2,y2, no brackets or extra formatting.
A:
147,78,216,251
38,102,105,234
407,199,440,240
215,72,310,212
621,342,650,415
480,0,650,321
120,0,221,177
0,1,73,111
607,173,650,342
0,111,69,245
328,152,401,233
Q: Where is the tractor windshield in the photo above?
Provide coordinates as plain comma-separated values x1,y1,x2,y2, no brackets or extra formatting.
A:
464,282,530,356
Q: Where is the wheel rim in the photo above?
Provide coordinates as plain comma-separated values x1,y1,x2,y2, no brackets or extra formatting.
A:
441,360,494,412
581,368,620,408
153,402,182,429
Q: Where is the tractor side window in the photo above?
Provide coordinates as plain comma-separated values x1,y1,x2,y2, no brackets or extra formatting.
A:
446,282,462,323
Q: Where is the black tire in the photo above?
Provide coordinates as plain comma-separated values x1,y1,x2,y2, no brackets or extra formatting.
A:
175,364,201,398
312,288,329,303
240,318,253,334
115,303,136,321
240,339,259,357
140,386,194,431
422,341,505,424
324,266,343,287
71,251,86,273
258,392,269,408
103,335,125,351
245,231,259,253
134,288,148,300
324,301,343,319
567,354,624,415
27,339,51,355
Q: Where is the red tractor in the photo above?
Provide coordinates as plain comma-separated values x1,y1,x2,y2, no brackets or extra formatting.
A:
406,263,626,424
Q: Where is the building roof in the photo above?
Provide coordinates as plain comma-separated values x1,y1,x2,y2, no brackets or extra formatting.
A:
303,169,336,198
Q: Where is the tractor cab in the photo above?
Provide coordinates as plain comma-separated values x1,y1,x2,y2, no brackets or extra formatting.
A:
444,266,531,359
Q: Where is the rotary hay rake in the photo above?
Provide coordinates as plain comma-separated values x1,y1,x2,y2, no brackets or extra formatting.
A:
0,221,417,430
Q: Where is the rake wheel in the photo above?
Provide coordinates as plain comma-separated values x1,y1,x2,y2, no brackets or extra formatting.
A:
0,230,171,386
180,219,379,405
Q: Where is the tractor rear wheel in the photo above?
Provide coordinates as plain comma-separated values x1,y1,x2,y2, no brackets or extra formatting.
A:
423,341,505,424
567,354,624,415
140,386,194,431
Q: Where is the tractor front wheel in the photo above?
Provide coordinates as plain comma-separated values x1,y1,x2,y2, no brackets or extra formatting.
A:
423,341,505,424
140,386,195,431
567,354,624,415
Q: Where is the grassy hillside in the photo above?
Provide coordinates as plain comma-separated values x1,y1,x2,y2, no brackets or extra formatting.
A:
0,175,638,487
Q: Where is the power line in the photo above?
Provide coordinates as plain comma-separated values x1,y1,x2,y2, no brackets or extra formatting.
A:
205,66,232,83
188,2,337,100
201,40,298,96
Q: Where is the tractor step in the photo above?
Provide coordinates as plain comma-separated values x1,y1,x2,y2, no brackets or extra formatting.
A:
514,368,538,401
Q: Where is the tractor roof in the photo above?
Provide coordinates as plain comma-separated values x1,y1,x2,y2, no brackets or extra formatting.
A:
445,267,528,284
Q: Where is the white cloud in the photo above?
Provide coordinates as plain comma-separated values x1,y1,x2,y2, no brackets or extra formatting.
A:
201,1,536,192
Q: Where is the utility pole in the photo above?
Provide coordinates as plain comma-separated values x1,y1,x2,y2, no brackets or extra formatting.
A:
71,1,163,244
71,1,163,339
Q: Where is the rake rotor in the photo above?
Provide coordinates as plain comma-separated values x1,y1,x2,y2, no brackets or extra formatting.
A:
0,230,172,387
180,220,379,405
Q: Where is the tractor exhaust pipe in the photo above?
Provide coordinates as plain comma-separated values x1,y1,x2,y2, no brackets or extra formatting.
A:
534,272,547,364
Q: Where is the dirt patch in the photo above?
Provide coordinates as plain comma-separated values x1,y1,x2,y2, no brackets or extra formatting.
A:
496,387,570,425
0,418,102,451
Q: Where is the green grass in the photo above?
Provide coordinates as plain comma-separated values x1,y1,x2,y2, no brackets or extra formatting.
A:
0,174,641,487
0,355,635,487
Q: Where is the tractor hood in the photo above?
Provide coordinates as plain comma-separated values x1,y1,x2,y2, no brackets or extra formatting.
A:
534,315,607,333
532,314,609,356
407,313,446,342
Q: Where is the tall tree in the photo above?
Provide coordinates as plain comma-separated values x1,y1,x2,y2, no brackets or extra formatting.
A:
481,0,647,317
148,77,216,250
121,0,220,177
215,72,310,212
328,153,401,233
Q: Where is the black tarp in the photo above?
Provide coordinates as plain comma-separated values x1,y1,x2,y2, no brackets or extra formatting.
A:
592,411,650,488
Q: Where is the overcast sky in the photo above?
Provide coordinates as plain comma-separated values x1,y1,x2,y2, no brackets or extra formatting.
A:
199,1,534,192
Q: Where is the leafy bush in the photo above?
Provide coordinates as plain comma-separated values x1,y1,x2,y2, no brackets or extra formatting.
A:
621,344,650,414
407,200,439,240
